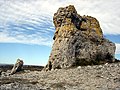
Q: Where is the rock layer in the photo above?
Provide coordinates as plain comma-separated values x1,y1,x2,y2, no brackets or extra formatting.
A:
44,5,116,71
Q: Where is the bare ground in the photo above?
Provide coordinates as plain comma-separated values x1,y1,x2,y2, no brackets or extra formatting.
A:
0,62,120,90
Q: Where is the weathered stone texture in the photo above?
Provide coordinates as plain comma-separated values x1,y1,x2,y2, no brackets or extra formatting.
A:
44,5,116,71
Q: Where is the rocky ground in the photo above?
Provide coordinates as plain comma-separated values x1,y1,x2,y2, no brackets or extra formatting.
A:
0,62,120,90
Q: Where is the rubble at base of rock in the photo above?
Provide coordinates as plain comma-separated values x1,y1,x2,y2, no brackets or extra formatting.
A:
44,5,116,71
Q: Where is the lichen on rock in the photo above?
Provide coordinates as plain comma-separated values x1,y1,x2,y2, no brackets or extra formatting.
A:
44,5,116,71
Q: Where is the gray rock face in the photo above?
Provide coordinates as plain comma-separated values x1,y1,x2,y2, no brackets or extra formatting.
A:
44,5,116,71
10,59,24,75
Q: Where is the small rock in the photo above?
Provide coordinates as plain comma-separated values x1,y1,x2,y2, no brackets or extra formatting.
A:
10,59,24,75
99,65,103,68
77,66,81,69
105,63,108,66
87,65,91,68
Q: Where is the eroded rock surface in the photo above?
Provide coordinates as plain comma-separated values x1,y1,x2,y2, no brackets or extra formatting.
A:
44,5,116,71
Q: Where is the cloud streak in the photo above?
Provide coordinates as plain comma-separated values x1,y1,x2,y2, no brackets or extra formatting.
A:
0,0,120,47
0,0,55,46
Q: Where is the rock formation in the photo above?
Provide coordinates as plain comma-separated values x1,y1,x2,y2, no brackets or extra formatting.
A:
44,5,116,71
10,59,24,75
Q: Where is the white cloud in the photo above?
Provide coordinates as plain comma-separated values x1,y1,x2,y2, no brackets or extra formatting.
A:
0,31,53,46
116,43,120,54
0,0,120,47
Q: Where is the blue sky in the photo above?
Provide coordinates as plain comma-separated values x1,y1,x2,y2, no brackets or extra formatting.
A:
0,0,120,65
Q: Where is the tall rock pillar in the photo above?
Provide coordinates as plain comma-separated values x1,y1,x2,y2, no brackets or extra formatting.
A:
44,5,116,71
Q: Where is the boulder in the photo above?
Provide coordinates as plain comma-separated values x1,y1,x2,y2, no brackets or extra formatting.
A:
10,59,24,75
44,5,116,71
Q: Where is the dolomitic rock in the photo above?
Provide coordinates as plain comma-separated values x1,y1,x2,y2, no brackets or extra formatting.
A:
44,5,116,71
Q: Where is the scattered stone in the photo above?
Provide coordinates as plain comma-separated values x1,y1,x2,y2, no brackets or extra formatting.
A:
77,66,81,69
105,63,108,66
44,5,116,71
0,62,120,90
10,59,24,75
